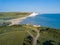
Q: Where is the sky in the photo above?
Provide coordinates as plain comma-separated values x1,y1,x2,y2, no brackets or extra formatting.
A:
0,0,60,13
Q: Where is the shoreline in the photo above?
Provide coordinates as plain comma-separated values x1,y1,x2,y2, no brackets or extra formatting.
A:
6,12,39,26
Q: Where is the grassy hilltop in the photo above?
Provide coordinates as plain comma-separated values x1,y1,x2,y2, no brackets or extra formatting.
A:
0,12,32,20
0,24,60,45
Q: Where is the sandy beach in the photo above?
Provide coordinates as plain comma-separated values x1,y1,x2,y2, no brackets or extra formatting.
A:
6,12,39,26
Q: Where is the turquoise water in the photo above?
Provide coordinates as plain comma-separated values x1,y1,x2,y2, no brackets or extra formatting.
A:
21,14,60,29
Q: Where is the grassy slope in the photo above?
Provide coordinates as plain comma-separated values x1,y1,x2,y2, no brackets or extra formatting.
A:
0,31,26,45
0,25,31,45
0,12,32,20
38,27,60,45
0,25,60,45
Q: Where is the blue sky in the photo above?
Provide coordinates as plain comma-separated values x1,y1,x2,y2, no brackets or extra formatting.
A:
0,0,60,13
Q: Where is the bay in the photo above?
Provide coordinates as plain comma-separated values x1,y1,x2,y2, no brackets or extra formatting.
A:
21,14,60,29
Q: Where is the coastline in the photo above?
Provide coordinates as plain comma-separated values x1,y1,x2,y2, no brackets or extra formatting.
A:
28,12,39,17
6,12,39,26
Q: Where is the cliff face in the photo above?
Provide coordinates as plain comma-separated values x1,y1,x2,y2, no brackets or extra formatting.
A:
28,12,39,17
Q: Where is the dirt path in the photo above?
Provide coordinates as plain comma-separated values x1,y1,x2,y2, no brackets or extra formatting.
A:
32,29,40,45
26,27,40,45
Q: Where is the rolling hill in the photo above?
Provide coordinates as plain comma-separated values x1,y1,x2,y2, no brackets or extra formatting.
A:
0,25,60,45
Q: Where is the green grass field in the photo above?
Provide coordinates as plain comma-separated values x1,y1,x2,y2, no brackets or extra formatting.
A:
0,12,31,20
0,25,60,45
0,31,26,45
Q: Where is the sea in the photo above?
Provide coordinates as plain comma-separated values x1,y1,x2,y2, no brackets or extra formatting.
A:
21,14,60,29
